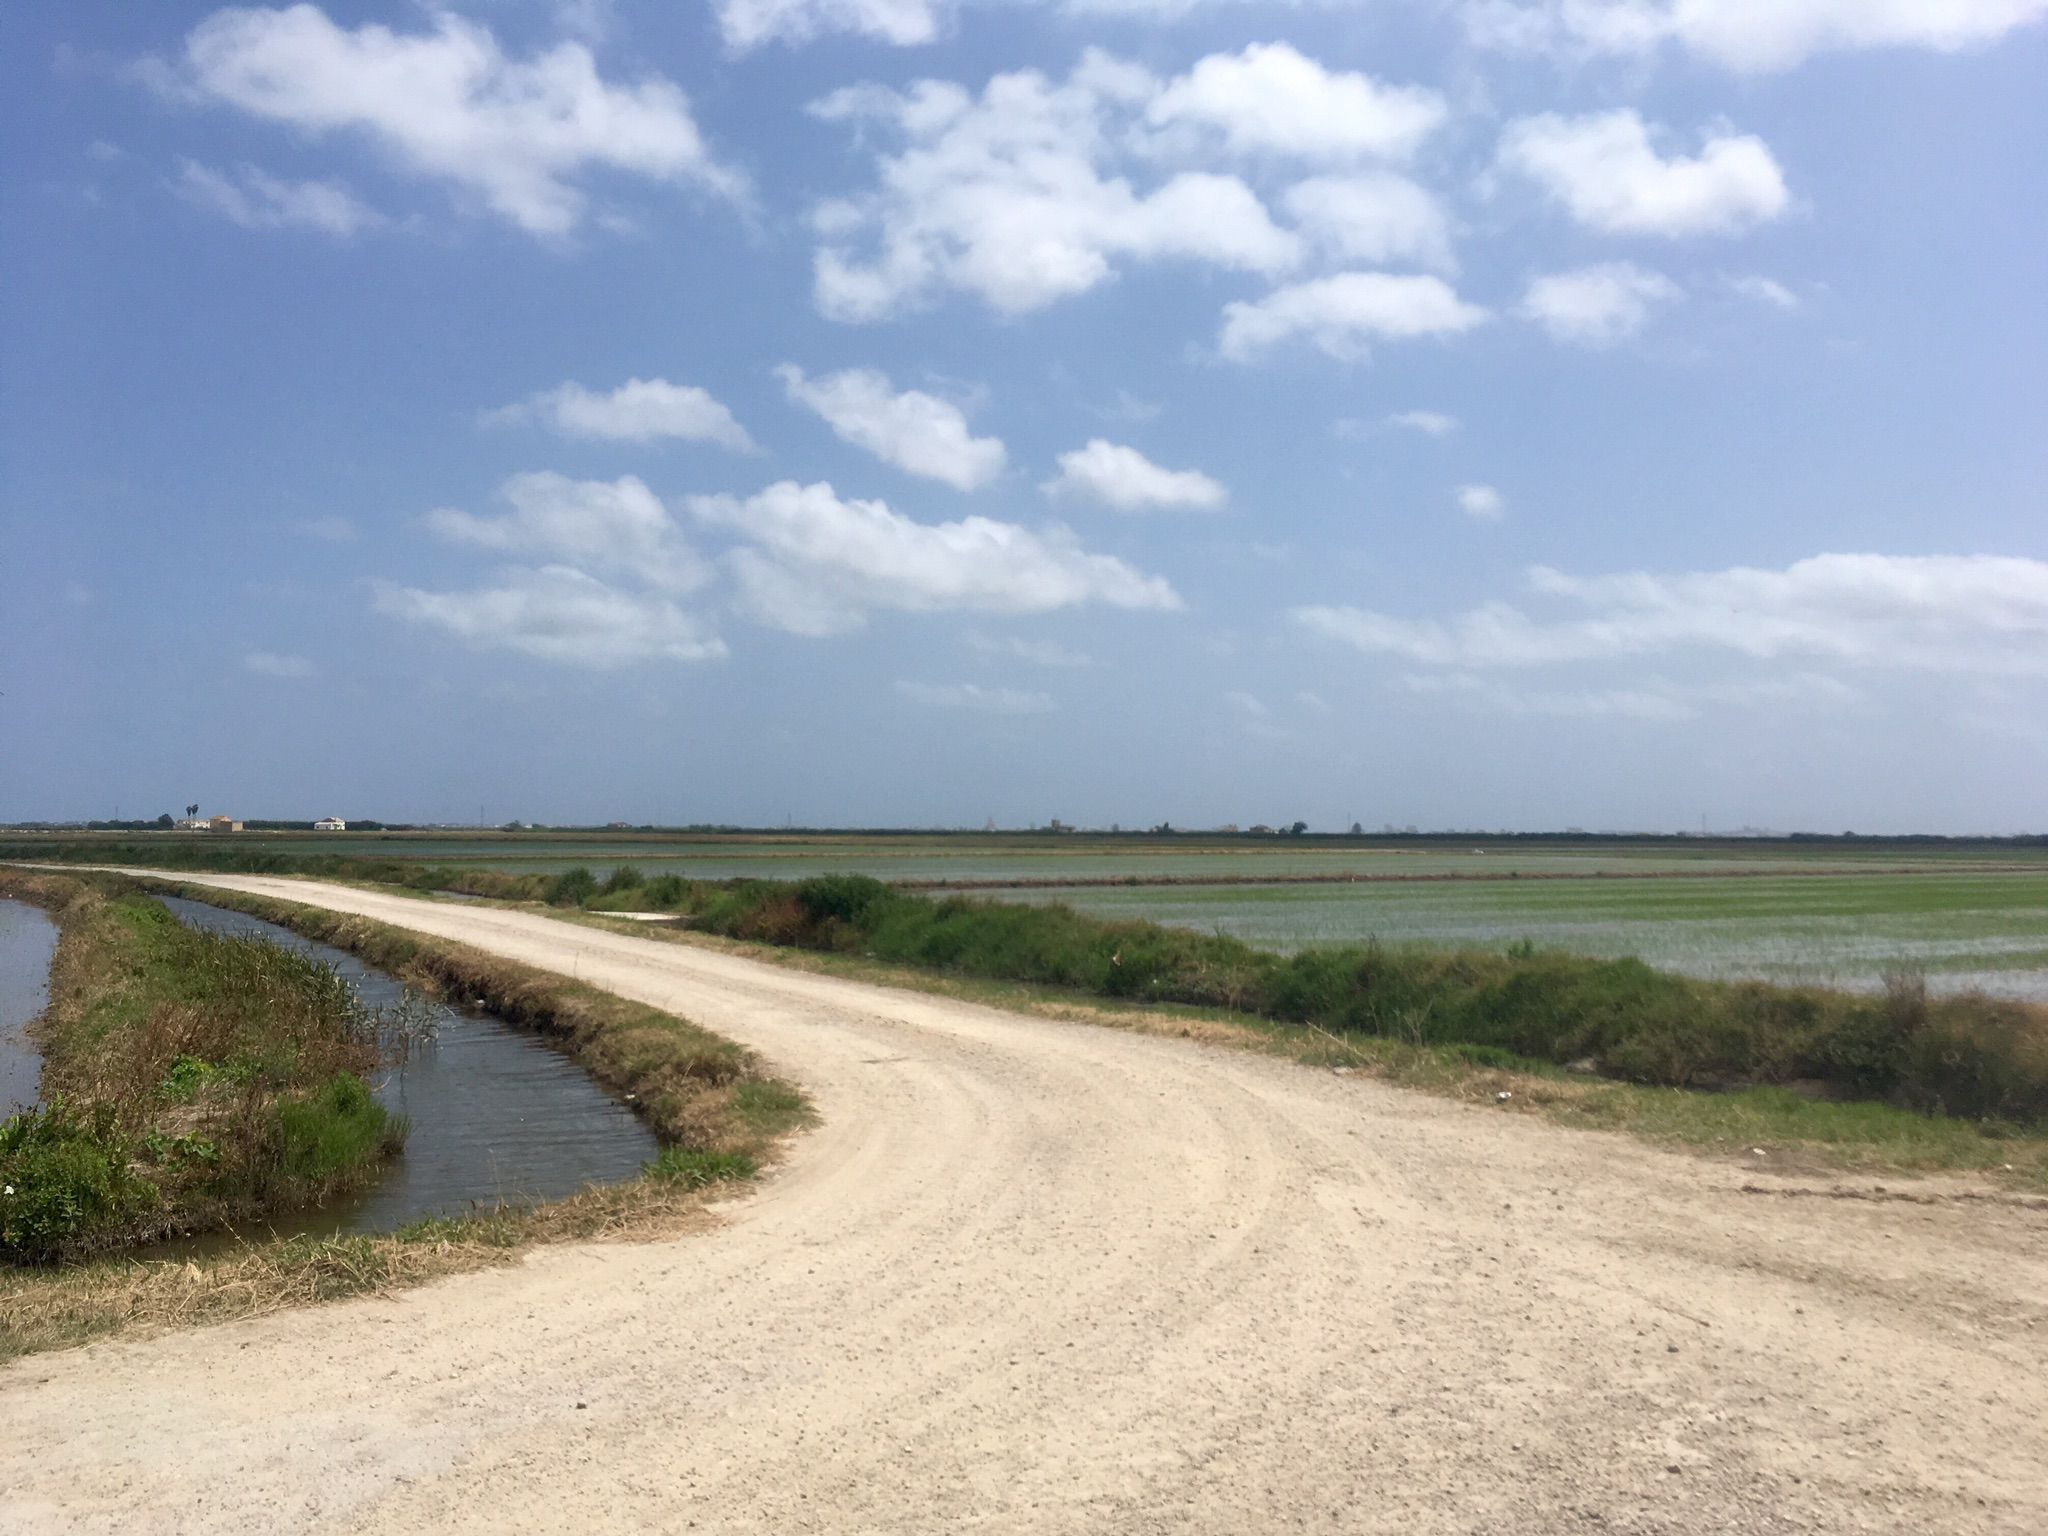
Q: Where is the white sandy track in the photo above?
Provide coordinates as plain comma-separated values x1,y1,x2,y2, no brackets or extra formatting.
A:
3,874,2045,1535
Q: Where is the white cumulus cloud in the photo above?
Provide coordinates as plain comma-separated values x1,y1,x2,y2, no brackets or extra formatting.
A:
1042,440,1227,512
806,52,1304,319
1522,262,1682,345
1281,173,1455,271
689,480,1180,635
424,472,708,592
175,159,384,235
487,378,755,450
778,366,1006,489
1498,110,1788,237
167,4,741,238
1141,42,1447,162
374,566,726,667
1218,273,1488,362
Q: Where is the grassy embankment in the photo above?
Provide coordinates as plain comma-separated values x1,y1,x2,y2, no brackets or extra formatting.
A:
563,870,2048,1184
0,872,808,1361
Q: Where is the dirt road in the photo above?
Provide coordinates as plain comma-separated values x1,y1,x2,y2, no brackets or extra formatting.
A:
3,875,2044,1534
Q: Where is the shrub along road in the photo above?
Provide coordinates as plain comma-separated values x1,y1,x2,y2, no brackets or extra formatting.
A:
3,874,2044,1534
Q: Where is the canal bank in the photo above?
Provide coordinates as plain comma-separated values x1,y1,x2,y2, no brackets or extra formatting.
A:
159,896,657,1237
1,867,809,1360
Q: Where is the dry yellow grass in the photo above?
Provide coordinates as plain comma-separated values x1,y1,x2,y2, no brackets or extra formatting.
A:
0,1176,730,1360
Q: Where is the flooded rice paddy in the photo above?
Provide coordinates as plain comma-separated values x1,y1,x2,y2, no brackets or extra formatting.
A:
14,833,2048,1006
1003,874,2048,1000
329,835,2033,1000
368,838,2039,996
94,831,2048,886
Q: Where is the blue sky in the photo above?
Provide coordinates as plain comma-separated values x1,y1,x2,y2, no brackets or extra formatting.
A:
3,0,2045,832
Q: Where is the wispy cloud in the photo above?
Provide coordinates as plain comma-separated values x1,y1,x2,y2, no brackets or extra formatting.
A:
1456,485,1507,522
1466,0,2048,73
1401,670,1861,724
1726,274,1801,311
425,473,709,593
244,650,314,678
1523,263,1682,346
1042,440,1226,512
967,633,1092,668
486,379,755,451
175,160,385,236
1389,410,1459,437
896,680,1055,714
1297,554,2048,676
373,567,725,668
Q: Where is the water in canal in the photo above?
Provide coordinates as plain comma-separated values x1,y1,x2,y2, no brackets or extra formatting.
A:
159,897,659,1235
0,899,59,1117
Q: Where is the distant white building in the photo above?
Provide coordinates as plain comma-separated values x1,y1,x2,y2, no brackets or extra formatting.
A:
313,817,347,832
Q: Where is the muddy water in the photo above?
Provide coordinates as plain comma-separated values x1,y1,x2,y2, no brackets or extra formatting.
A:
159,897,658,1235
0,899,58,1116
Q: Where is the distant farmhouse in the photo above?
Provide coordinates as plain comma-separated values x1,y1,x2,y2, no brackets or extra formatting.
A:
208,815,245,833
175,817,210,832
313,817,347,832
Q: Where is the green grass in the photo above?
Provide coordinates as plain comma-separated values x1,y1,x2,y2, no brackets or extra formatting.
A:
0,1101,157,1265
647,1147,757,1186
276,1074,400,1182
0,874,397,1262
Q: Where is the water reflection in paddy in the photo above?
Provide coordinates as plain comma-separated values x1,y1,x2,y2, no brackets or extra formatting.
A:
0,899,59,1117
